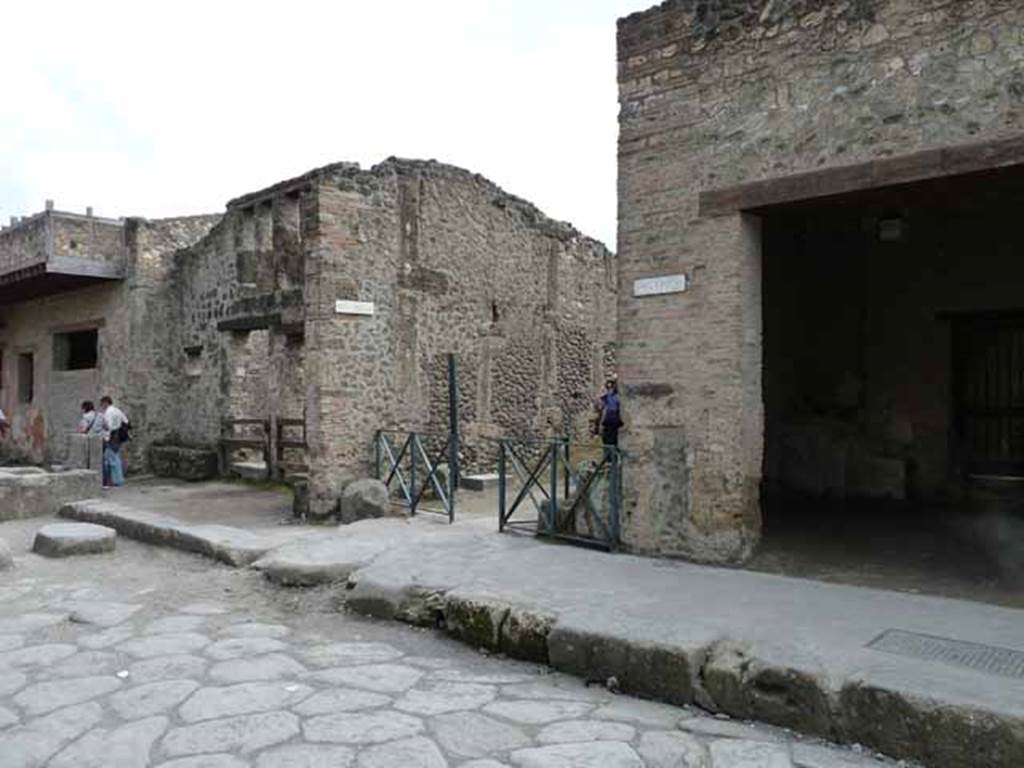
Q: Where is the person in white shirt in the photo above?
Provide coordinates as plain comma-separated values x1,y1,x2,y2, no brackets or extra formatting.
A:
0,407,8,438
99,396,129,487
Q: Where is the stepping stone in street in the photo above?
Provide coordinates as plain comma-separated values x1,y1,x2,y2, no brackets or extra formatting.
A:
32,523,116,558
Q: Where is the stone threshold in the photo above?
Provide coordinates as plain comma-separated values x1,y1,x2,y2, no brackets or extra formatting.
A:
58,500,1024,768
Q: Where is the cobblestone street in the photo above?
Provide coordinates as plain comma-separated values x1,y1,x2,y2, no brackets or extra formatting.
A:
0,520,906,768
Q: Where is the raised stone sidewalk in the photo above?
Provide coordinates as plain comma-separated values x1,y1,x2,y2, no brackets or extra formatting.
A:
60,498,1024,768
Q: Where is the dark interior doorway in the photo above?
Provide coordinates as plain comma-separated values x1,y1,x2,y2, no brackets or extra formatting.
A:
749,164,1024,608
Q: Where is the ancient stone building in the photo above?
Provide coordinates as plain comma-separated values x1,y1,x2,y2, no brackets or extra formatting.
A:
617,0,1024,562
0,159,616,515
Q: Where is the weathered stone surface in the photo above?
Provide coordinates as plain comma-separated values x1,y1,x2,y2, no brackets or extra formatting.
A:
357,736,447,768
118,632,210,658
0,469,99,522
110,680,201,719
129,655,209,684
0,538,13,569
0,701,103,767
67,600,141,627
310,663,423,693
0,634,24,652
303,711,423,744
637,731,710,768
256,744,356,768
149,445,218,482
219,622,290,639
180,602,228,616
179,681,313,722
536,719,636,744
157,756,249,768
161,711,300,756
78,625,135,650
509,742,645,767
0,671,28,697
300,642,403,667
0,612,67,634
679,717,785,743
339,479,394,524
707,740,793,768
13,675,123,716
293,688,391,716
40,650,120,680
395,681,496,715
702,643,832,738
791,744,888,768
60,501,281,567
145,616,207,635
484,699,593,724
592,698,683,728
203,636,288,660
0,704,20,728
32,523,116,557
429,711,531,758
49,715,168,768
209,653,305,683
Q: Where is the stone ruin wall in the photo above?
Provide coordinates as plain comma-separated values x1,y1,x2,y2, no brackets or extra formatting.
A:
0,215,50,273
0,215,219,469
617,0,1024,561
304,159,616,515
169,192,311,453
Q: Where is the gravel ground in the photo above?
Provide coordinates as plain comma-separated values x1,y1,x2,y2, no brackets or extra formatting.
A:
0,517,910,767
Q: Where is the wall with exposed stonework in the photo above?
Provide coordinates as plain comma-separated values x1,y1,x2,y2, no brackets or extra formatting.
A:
617,0,1024,561
0,215,219,469
304,159,616,515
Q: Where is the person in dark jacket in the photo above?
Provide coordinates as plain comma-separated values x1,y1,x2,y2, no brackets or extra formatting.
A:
596,378,622,447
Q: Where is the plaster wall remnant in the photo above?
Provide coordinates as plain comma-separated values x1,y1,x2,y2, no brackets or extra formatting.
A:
617,0,1024,562
0,159,616,516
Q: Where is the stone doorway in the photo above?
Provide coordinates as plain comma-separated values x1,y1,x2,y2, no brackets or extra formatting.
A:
751,163,1024,605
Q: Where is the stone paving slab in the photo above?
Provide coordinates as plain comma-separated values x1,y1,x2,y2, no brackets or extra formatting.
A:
32,523,116,558
60,500,303,566
45,498,1024,767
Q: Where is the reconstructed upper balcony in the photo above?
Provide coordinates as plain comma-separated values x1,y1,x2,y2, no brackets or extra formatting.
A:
0,204,126,304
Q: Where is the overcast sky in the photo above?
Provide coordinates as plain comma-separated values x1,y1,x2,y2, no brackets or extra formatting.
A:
0,0,653,249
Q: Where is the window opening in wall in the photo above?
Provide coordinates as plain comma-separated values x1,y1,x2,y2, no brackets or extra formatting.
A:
491,300,500,323
17,353,33,403
53,329,99,371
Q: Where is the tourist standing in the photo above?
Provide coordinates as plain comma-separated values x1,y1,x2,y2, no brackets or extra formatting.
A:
99,396,129,487
596,378,623,448
0,407,8,439
78,401,102,434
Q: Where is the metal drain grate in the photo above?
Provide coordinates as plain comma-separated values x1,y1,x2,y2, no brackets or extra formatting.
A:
868,629,1024,679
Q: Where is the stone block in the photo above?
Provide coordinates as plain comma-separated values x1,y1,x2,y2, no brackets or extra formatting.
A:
340,479,396,524
459,474,499,491
149,445,218,482
0,468,100,521
700,642,834,740
66,434,104,471
33,523,116,558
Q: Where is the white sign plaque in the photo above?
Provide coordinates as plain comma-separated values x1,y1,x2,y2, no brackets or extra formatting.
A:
335,300,375,316
633,274,687,298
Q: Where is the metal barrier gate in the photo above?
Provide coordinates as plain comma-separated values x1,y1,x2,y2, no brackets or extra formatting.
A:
375,430,456,523
497,437,622,550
